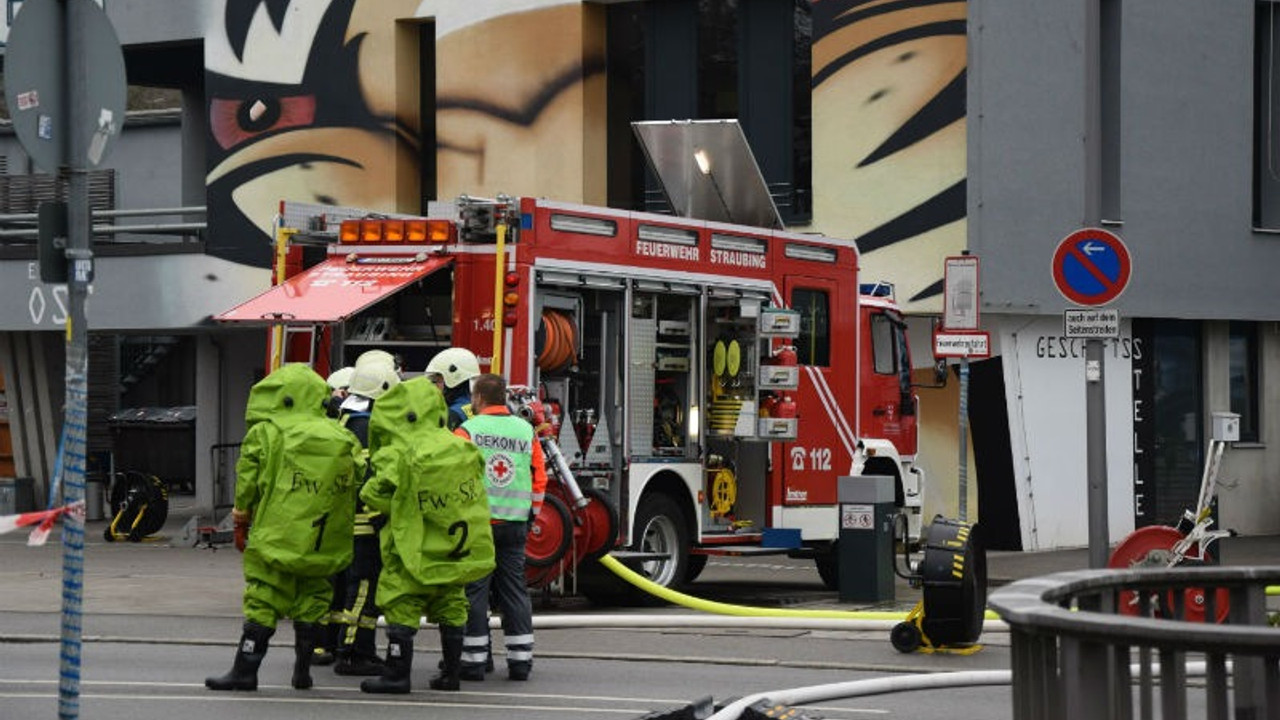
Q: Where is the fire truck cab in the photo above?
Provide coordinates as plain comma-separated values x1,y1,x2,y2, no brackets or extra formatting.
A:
218,195,925,598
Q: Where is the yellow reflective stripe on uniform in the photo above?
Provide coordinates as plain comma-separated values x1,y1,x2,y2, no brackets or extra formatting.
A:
341,579,374,646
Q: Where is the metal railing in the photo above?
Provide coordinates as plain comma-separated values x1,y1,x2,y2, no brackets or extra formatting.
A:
989,566,1280,720
0,206,206,244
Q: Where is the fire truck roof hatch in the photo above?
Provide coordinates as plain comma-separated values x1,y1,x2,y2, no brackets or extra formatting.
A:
632,119,783,231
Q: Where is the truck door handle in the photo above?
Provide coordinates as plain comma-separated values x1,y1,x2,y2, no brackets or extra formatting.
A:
872,407,887,417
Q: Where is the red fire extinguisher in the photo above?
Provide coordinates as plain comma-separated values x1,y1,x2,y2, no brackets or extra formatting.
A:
760,394,779,418
773,345,798,366
774,393,797,419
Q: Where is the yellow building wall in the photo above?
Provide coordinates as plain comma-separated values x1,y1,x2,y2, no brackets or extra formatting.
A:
434,3,608,205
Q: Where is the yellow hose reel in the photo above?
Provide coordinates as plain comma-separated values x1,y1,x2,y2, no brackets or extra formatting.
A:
709,467,737,517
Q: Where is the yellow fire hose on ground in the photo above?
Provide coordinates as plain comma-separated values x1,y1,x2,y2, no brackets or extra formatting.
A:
397,557,1278,632
597,554,1002,623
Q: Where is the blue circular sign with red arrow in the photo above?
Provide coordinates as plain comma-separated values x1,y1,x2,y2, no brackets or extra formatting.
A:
1051,227,1132,307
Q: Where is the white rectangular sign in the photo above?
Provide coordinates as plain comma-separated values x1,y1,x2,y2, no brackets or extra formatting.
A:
943,255,980,330
841,504,874,530
1064,308,1120,338
934,331,991,358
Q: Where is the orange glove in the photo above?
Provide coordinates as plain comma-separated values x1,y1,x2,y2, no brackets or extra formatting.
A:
232,509,251,553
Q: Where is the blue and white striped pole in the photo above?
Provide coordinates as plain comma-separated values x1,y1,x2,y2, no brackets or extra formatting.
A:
58,374,88,719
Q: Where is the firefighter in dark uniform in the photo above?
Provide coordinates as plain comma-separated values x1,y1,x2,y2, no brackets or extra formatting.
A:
454,373,548,682
314,366,356,665
331,362,399,675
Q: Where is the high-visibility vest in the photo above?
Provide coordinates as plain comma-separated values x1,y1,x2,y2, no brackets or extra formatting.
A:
462,413,535,522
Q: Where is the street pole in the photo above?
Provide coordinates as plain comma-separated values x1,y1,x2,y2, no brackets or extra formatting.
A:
58,0,92,717
957,356,969,522
1083,0,1109,570
1085,341,1108,570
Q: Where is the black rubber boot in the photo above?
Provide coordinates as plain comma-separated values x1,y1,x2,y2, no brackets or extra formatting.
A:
291,622,318,689
336,624,385,676
206,622,274,691
507,661,531,682
360,624,414,694
312,620,337,666
335,652,385,676
429,625,464,691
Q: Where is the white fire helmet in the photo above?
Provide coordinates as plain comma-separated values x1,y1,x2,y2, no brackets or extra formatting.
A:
425,347,481,390
326,366,355,391
355,349,400,375
347,362,400,400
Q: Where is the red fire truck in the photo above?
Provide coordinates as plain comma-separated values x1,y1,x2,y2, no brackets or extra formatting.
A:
218,195,926,599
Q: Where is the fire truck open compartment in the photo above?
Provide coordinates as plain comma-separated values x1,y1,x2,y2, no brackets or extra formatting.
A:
529,279,624,497
338,265,455,371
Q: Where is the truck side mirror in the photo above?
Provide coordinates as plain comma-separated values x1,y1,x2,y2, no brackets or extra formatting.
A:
932,359,948,386
912,318,949,389
911,358,949,390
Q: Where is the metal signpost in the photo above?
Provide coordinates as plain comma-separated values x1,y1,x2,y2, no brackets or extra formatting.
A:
4,0,126,717
938,254,986,522
1051,227,1131,569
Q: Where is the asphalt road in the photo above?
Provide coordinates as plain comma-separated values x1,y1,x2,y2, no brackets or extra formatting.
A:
10,512,1270,718
0,638,1014,720
0,523,1019,720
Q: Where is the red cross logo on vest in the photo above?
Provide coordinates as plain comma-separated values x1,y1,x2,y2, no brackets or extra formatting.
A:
486,453,515,488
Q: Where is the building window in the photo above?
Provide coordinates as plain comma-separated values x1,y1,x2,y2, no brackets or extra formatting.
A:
791,288,829,366
605,0,811,224
1229,321,1261,442
1254,1,1280,229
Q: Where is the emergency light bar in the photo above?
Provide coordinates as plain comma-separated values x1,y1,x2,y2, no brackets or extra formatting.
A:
860,282,896,299
339,218,456,244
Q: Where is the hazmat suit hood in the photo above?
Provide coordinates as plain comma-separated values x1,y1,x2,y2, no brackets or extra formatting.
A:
366,376,448,453
243,363,330,428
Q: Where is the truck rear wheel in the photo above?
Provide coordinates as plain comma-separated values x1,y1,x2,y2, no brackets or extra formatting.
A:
632,493,690,590
576,492,691,607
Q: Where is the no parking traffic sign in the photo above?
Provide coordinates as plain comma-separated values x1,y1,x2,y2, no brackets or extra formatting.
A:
1051,228,1131,307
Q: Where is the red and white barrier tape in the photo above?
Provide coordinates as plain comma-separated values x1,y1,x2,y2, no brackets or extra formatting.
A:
0,501,83,546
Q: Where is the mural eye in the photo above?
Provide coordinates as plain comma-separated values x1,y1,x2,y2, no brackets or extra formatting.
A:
210,95,318,150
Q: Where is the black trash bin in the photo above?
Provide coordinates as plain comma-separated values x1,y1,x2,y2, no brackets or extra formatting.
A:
108,406,197,494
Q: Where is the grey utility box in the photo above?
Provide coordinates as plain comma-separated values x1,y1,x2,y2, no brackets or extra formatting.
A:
1211,411,1240,442
837,475,896,603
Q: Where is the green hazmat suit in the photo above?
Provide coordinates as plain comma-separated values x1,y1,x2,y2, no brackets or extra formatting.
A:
235,363,365,627
361,377,495,628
